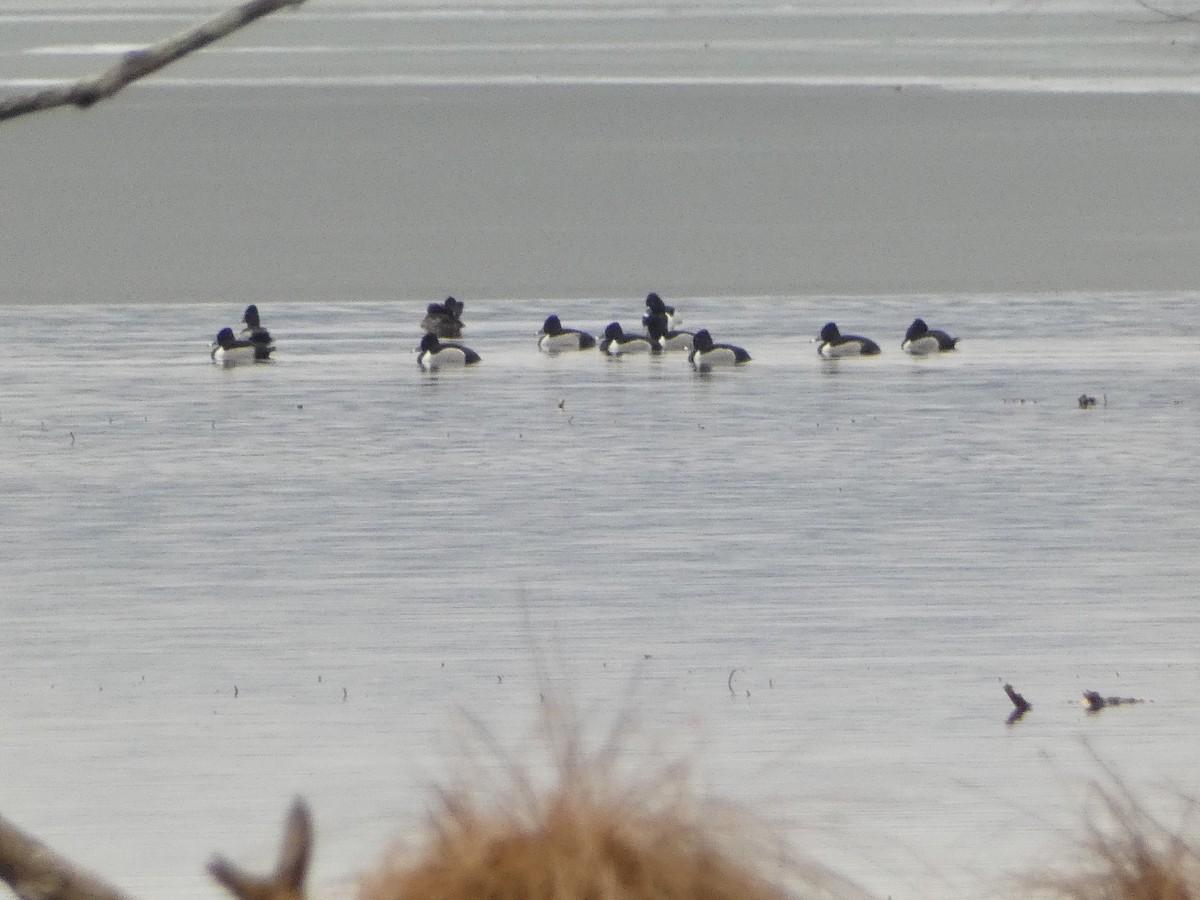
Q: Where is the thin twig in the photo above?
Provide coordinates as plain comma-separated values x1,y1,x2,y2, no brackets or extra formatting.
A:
0,0,306,124
1131,0,1200,23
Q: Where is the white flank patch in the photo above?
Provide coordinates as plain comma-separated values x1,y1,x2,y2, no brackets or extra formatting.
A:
902,336,941,355
212,345,256,367
700,347,740,367
820,341,868,358
539,332,583,353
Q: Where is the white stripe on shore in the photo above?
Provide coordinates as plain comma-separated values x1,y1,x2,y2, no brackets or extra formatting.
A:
0,5,1116,22
0,1,1157,25
23,33,1187,56
4,74,1200,94
26,43,146,55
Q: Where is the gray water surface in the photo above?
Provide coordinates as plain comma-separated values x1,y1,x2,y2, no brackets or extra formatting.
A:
2,294,1198,899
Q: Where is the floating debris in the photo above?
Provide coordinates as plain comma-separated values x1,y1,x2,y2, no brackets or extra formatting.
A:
1078,394,1097,409
1083,690,1143,713
1004,682,1032,725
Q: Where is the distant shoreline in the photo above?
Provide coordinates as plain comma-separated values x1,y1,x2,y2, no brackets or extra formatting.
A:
7,84,1200,303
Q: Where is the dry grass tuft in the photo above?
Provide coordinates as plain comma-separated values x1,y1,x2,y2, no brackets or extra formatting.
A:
1017,766,1200,900
358,700,866,900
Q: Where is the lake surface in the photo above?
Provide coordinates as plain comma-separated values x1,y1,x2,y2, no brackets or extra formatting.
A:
2,294,1199,900
2,2,1200,898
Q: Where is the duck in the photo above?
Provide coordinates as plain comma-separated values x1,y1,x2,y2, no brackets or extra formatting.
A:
688,329,750,370
210,327,261,366
901,318,958,354
538,315,597,352
417,332,480,370
421,297,465,338
642,292,681,331
599,322,658,356
817,322,880,357
239,304,276,361
644,312,695,351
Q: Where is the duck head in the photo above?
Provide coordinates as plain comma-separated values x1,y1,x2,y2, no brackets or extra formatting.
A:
819,322,842,343
904,318,929,342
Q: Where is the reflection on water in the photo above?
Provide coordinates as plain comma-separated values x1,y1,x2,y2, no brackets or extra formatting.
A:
1,293,1198,900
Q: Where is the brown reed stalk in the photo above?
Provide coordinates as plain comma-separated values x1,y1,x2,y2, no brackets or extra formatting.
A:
1016,765,1200,900
358,698,869,900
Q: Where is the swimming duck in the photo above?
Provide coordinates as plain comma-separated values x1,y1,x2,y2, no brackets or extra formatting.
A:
901,318,958,354
421,297,465,338
240,304,276,361
645,312,695,351
642,292,681,331
688,329,750,370
817,322,880,357
211,327,261,366
538,315,597,352
417,332,480,369
599,322,658,356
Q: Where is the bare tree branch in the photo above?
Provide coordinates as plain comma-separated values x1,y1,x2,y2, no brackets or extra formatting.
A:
1131,0,1200,23
0,813,134,900
0,0,306,124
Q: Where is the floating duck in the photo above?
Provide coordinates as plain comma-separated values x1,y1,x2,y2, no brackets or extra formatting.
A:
817,322,880,357
211,327,261,366
599,322,658,356
642,292,681,331
689,329,750,370
901,318,958,355
538,315,596,352
421,297,465,338
240,304,276,361
417,332,480,369
645,313,694,351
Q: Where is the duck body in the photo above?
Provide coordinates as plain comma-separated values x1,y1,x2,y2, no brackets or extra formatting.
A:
211,327,262,366
645,313,694,351
417,333,480,369
538,315,597,352
818,322,881,357
240,304,276,360
421,297,465,338
689,329,750,370
599,322,658,356
901,318,958,355
642,292,681,331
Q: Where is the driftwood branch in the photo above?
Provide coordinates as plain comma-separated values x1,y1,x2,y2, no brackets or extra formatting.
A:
0,813,133,900
1003,682,1032,726
1083,690,1145,713
1003,683,1031,713
0,0,306,123
0,798,311,900
209,798,313,900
